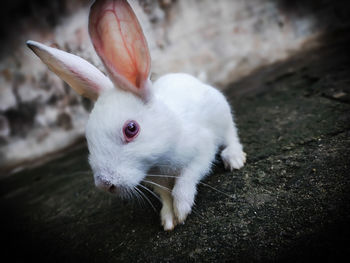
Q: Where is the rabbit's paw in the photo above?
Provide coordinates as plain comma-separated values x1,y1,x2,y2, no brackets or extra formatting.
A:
221,145,246,171
173,199,192,224
161,205,176,231
172,186,194,224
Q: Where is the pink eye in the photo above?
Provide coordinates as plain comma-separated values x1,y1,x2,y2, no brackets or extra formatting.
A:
123,120,140,142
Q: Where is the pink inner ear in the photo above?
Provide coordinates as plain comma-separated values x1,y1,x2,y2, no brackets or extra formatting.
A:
89,0,151,92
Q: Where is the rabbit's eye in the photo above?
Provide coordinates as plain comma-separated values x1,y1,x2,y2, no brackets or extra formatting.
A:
123,120,140,142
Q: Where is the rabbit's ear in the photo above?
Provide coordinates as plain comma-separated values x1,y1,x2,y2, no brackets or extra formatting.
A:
26,40,113,101
89,0,151,100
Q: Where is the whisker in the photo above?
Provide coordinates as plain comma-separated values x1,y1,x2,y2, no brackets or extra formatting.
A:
148,174,177,178
146,174,246,222
198,182,235,199
143,179,207,220
125,187,132,199
148,174,235,199
138,184,162,204
133,187,144,204
133,186,145,208
142,180,172,193
135,186,157,213
191,202,206,220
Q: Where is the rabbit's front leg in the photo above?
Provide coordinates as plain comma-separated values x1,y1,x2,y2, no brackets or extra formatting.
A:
172,141,216,223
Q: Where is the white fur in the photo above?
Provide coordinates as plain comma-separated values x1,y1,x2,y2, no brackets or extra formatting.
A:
86,73,246,229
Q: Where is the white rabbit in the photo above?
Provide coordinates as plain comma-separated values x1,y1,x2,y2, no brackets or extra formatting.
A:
26,0,246,230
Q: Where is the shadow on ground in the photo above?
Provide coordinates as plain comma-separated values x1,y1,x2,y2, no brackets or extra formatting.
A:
0,32,350,262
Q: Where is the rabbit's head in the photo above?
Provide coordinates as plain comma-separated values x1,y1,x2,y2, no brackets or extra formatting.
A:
27,0,179,197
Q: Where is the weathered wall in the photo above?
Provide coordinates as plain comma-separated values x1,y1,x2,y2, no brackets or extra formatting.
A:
0,0,346,171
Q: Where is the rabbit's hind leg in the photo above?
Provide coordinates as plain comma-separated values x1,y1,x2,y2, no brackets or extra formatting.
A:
220,125,246,171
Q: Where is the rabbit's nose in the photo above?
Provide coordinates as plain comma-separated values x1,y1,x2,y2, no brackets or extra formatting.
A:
95,177,117,193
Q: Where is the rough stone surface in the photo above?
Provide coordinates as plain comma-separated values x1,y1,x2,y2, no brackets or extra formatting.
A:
0,32,349,262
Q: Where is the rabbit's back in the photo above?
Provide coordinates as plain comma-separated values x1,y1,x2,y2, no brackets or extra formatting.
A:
152,73,233,141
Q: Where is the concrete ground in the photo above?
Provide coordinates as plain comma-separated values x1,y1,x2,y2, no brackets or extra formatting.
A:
0,32,349,262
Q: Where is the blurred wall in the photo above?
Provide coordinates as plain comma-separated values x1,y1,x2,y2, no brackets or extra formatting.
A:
0,0,348,171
